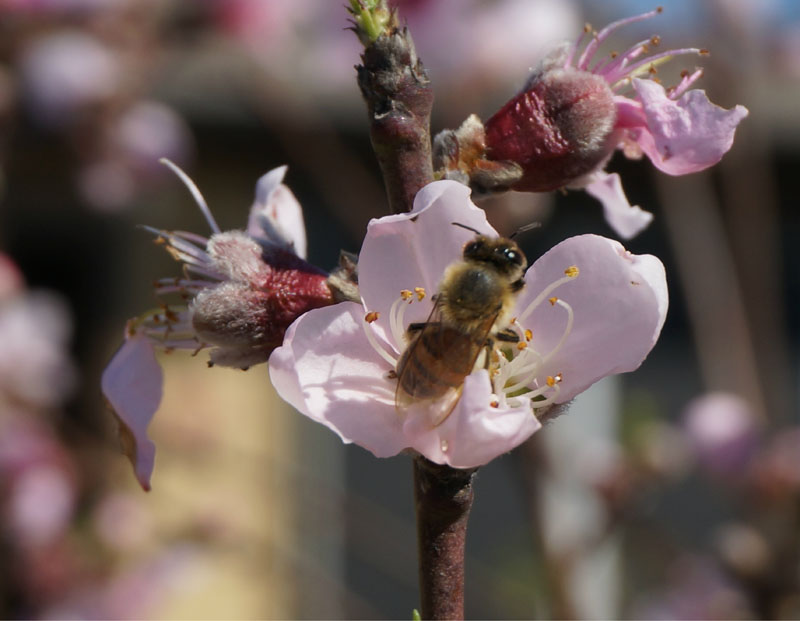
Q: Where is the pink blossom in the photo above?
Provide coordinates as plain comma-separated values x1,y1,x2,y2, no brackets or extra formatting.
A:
0,288,76,409
683,392,760,476
482,8,748,238
101,162,334,490
269,181,667,468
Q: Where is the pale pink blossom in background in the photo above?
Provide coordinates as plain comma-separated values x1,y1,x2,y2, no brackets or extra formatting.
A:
269,181,667,468
19,30,119,128
683,392,760,476
0,288,76,409
80,100,194,212
0,418,77,548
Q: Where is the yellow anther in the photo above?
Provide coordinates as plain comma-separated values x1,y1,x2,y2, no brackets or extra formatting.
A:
517,342,528,351
555,373,563,383
510,317,518,324
699,48,710,56
414,287,426,301
548,297,558,306
524,329,533,341
656,6,663,13
365,311,380,323
490,400,499,408
648,64,658,74
546,376,556,387
564,265,579,278
650,35,661,46
610,51,619,59
400,289,413,301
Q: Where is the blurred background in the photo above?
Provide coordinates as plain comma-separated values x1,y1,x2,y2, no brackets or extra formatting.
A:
0,0,798,618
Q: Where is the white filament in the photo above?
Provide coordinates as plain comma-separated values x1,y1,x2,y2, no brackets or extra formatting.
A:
160,158,221,235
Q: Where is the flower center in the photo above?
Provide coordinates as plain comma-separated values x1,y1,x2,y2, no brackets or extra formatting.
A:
360,265,579,414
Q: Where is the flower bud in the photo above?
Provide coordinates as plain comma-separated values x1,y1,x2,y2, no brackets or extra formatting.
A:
484,62,616,192
190,242,335,369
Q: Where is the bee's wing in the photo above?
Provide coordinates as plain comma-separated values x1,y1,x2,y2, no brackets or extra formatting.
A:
395,300,500,424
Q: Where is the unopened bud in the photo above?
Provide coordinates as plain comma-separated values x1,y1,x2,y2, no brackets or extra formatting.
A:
483,65,616,192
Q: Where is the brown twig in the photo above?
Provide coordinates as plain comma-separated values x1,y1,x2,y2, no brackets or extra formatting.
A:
413,456,477,620
356,25,435,215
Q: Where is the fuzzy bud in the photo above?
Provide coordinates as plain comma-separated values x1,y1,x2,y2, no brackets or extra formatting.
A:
484,62,617,192
190,238,335,369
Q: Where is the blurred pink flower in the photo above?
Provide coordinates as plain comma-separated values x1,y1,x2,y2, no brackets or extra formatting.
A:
102,162,334,490
683,392,760,476
483,8,749,238
0,418,77,548
269,181,667,467
80,100,194,212
19,30,119,128
0,283,76,409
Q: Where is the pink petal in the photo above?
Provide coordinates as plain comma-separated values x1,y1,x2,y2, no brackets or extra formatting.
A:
584,171,653,239
247,166,308,258
519,234,667,402
101,334,162,491
630,78,749,175
269,303,410,458
358,180,498,334
403,371,540,468
269,304,541,467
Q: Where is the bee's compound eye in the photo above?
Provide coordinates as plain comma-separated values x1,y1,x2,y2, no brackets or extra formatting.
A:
463,240,481,258
504,248,523,265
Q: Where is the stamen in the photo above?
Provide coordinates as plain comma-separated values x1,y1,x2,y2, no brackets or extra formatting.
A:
517,268,579,323
414,287,426,301
500,299,573,395
530,382,561,410
668,67,703,99
607,47,705,87
541,299,574,366
564,24,593,68
361,312,398,367
594,38,653,77
524,329,533,341
365,311,379,323
159,158,221,235
389,294,411,347
577,7,665,70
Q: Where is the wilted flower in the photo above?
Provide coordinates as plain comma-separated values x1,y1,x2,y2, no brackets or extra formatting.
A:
102,162,339,490
435,8,748,238
269,181,667,468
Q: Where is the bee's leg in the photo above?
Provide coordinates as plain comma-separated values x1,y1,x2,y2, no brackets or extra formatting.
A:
485,338,495,370
495,328,520,343
407,321,442,333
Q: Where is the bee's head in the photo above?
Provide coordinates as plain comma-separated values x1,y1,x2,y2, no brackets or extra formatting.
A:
462,235,527,281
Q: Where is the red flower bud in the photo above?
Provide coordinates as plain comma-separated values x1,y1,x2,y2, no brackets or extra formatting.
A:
191,244,335,368
484,66,616,192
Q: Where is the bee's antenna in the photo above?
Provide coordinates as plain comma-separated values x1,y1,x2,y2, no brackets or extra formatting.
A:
510,222,542,239
451,222,483,235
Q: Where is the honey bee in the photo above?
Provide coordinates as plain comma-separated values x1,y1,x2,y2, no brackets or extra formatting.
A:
395,227,527,423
